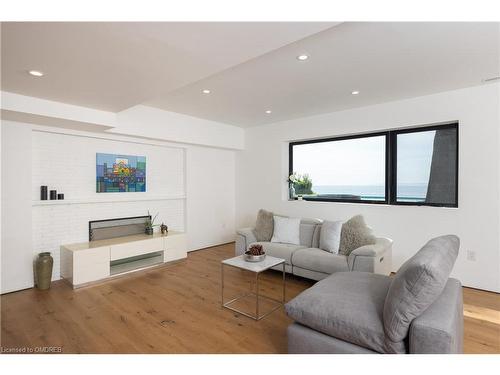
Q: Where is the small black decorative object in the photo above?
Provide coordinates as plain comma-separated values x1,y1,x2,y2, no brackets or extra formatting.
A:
40,186,48,200
160,223,168,235
57,193,65,200
49,190,57,200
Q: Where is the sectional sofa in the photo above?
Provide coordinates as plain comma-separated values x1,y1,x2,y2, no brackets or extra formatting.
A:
285,235,463,353
235,217,392,280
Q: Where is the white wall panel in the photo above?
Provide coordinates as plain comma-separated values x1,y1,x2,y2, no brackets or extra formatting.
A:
1,122,33,293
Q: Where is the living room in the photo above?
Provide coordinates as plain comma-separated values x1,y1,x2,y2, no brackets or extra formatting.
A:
1,0,499,372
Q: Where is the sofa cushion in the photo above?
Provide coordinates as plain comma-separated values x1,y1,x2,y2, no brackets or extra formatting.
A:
253,209,274,242
293,267,330,281
319,220,343,254
299,223,317,248
271,216,301,245
292,248,349,274
300,218,323,226
251,242,305,265
383,235,460,345
285,272,401,353
311,224,321,248
339,215,376,256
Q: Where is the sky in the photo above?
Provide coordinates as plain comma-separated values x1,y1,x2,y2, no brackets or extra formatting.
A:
292,131,435,186
396,130,435,184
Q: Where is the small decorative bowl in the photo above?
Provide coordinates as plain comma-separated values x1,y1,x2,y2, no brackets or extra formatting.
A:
244,253,266,262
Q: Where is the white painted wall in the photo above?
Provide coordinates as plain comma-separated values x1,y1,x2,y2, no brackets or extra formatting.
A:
1,123,33,293
236,83,500,293
31,130,185,202
30,129,186,282
0,114,2,293
0,115,2,293
1,92,241,293
113,105,244,150
1,120,238,293
1,91,116,128
2,84,499,293
1,92,245,150
186,145,235,250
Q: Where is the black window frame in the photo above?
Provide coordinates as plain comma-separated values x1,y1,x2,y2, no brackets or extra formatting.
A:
289,122,458,208
390,122,459,208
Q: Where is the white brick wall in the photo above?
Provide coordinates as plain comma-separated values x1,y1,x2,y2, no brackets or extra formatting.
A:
32,131,185,200
31,131,186,280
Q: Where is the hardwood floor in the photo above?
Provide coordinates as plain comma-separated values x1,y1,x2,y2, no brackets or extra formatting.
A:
463,287,500,353
1,243,499,354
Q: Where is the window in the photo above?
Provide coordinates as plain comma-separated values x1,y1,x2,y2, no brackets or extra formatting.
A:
290,134,387,203
289,122,458,207
392,124,458,207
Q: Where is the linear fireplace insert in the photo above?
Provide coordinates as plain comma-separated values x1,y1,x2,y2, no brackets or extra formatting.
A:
88,215,151,241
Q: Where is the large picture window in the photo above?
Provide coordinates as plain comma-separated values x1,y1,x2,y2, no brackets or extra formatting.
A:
289,122,458,207
290,134,387,203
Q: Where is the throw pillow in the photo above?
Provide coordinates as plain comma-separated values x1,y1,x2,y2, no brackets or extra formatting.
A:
339,215,376,256
271,216,301,245
383,235,460,344
319,220,343,254
253,209,274,242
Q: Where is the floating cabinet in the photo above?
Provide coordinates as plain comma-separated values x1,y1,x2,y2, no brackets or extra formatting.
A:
60,231,187,288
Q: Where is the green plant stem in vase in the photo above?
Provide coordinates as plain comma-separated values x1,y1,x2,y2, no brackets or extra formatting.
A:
145,211,159,235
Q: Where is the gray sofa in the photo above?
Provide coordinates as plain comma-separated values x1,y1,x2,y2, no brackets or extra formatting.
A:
236,218,392,280
285,235,463,354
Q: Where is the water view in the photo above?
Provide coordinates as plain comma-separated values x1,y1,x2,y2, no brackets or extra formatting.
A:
305,183,428,202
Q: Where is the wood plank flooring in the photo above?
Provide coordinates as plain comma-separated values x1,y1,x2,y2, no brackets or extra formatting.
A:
1,243,499,354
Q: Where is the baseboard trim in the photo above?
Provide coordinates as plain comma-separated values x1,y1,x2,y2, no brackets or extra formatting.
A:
189,241,235,253
1,285,35,296
462,285,500,295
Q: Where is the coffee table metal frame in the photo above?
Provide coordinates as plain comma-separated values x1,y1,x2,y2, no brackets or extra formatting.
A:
221,255,286,321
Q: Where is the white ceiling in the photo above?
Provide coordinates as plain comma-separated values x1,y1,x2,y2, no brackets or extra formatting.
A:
2,22,499,127
1,22,334,112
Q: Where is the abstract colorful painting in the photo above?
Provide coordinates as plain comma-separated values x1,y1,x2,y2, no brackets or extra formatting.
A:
96,153,146,192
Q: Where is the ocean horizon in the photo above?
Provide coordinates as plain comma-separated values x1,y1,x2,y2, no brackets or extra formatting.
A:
310,183,428,201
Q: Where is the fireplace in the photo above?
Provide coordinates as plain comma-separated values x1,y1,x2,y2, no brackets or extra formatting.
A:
62,217,187,288
87,215,166,277
88,215,151,241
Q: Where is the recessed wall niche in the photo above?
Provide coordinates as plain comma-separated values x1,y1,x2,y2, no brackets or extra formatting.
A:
31,130,186,280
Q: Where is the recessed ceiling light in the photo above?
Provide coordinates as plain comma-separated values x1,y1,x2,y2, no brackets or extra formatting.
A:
351,90,360,95
296,54,309,61
28,70,44,77
202,89,211,94
265,110,272,114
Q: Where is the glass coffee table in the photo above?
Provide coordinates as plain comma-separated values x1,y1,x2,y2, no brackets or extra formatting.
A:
221,255,286,321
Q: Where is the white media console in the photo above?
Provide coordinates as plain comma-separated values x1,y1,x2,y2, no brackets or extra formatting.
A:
60,231,187,288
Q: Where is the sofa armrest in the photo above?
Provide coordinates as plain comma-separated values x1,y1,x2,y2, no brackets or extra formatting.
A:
236,228,257,244
235,228,257,255
409,278,463,353
348,237,392,274
350,237,392,257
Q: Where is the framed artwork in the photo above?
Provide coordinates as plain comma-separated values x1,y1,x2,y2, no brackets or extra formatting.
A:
96,153,146,192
